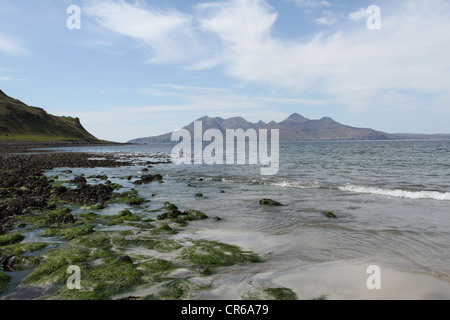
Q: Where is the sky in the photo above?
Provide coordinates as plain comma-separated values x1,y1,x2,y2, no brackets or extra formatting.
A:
0,0,449,142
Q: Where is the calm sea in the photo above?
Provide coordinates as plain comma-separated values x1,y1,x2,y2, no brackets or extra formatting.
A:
32,140,450,299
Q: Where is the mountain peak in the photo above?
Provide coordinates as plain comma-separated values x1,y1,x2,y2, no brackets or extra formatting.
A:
280,113,309,125
289,113,307,119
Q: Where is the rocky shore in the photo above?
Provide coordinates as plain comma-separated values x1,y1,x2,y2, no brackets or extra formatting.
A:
0,144,282,300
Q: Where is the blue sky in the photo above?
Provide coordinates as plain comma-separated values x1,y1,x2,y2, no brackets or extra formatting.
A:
1,0,449,142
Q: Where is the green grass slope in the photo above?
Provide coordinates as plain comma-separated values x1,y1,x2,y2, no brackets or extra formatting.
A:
0,89,98,142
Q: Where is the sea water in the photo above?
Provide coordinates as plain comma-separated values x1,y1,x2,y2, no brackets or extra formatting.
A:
32,140,450,299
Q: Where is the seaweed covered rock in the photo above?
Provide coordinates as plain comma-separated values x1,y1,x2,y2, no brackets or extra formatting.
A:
322,211,338,219
70,176,87,185
0,254,29,272
141,174,163,183
50,213,76,225
0,197,48,218
157,202,183,220
259,199,284,206
57,184,114,205
0,233,25,246
115,190,145,206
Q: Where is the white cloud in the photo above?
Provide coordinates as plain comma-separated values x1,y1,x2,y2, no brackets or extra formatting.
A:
85,0,450,113
196,0,450,111
84,0,203,64
287,0,331,8
0,32,30,56
348,8,369,21
314,10,338,26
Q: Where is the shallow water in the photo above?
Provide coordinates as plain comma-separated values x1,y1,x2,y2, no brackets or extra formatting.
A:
27,140,450,299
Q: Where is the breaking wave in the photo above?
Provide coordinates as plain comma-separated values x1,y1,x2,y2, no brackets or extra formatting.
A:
268,180,450,201
338,185,450,201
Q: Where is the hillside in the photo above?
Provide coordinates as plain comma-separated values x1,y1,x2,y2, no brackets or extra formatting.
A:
0,89,99,142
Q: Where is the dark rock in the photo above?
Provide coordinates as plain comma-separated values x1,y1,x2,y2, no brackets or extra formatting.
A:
157,209,184,220
0,255,15,271
322,211,338,219
70,176,87,184
54,186,68,195
164,202,178,211
93,175,108,180
116,296,142,301
51,213,76,225
141,174,163,183
259,198,284,206
117,255,133,264
57,184,114,205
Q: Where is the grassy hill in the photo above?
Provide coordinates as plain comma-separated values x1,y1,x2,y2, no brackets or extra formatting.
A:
0,89,99,142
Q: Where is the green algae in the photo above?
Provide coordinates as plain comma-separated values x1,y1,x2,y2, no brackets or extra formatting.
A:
106,210,141,226
158,278,188,300
150,224,177,235
321,211,338,219
0,242,49,256
23,245,92,285
50,260,144,300
89,204,106,210
0,272,11,294
40,225,95,241
264,287,298,300
79,212,100,222
69,233,113,252
131,238,182,253
80,260,143,299
0,233,25,246
259,199,284,206
16,207,75,230
4,187,263,300
180,240,262,271
22,231,144,300
40,225,94,240
115,189,146,206
138,258,174,273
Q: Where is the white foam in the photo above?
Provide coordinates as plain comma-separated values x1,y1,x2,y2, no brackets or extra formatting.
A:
339,184,450,201
268,179,450,201
269,180,321,189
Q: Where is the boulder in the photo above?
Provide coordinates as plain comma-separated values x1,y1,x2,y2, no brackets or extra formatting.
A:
141,174,163,183
259,198,284,206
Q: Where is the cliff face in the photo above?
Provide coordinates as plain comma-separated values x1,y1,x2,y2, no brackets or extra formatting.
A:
0,90,98,142
128,113,389,144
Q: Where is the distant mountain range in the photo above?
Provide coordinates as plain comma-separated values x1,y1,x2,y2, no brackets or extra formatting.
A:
0,89,99,143
128,113,450,144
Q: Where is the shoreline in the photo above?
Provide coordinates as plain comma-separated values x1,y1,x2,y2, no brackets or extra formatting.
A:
0,147,272,300
1,144,449,300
